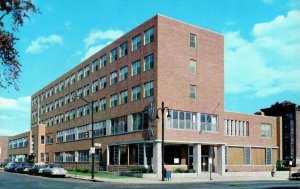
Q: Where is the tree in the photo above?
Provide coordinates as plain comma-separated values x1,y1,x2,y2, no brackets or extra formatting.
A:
0,0,39,90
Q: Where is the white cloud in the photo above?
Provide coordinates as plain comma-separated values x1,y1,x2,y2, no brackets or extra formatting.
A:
225,10,300,97
26,34,63,54
0,96,31,111
82,29,123,61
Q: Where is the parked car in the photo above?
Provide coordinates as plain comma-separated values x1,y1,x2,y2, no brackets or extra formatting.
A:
42,163,67,177
15,163,33,173
4,162,21,172
292,169,300,179
28,163,48,175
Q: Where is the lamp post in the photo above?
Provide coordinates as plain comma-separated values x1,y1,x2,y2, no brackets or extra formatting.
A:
155,101,171,181
74,95,95,180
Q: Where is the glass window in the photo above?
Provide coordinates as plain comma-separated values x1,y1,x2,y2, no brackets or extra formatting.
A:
266,148,272,165
186,112,191,130
93,101,99,112
190,60,196,74
119,66,128,81
179,112,185,129
110,71,118,85
172,111,178,129
144,81,154,97
144,54,154,71
144,27,154,45
132,113,142,131
119,90,128,105
132,34,141,51
120,42,128,57
244,147,251,165
71,74,76,84
65,111,70,121
261,124,272,138
110,48,118,63
78,69,83,80
190,85,196,99
92,80,98,93
84,104,90,115
100,98,106,111
132,86,141,101
65,77,70,87
190,33,196,48
77,106,83,117
71,109,76,119
110,94,118,108
84,65,90,77
84,84,89,96
92,59,99,72
132,60,141,76
100,55,107,68
100,76,106,89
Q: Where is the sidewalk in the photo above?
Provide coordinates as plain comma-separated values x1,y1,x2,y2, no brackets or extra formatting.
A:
67,172,290,184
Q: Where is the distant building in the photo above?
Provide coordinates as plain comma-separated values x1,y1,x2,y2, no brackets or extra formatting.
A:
0,136,9,163
260,101,300,167
9,15,281,178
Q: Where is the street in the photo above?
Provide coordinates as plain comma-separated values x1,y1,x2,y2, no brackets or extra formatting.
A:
0,172,300,189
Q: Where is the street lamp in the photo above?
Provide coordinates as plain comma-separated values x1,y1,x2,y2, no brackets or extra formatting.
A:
73,95,95,180
155,101,171,181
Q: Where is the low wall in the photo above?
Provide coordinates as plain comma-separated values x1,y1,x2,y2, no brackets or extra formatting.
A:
226,165,273,172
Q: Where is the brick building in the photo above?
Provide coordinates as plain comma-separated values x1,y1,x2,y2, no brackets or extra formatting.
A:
9,15,281,177
0,136,9,164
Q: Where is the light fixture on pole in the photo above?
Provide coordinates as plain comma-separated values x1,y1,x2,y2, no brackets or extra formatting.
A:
155,101,171,181
73,95,95,180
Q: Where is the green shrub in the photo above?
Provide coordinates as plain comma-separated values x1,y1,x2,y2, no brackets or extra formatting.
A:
225,169,229,172
276,160,289,171
185,169,195,173
129,167,148,173
173,168,186,173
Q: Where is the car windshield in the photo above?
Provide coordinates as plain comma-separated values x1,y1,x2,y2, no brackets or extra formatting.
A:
38,165,47,168
49,164,61,168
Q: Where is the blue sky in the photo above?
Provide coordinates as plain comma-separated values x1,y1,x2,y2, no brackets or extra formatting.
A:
0,0,299,135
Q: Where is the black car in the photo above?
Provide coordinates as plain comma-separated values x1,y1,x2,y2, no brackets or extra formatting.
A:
4,162,21,172
28,163,48,175
292,169,300,179
15,163,33,173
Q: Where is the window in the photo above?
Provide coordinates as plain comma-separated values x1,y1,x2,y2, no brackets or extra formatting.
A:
144,81,154,97
77,88,83,97
190,85,196,99
59,97,64,107
132,34,141,51
65,111,70,121
261,124,272,138
120,42,128,57
55,85,59,93
71,109,76,120
144,54,154,71
84,84,89,96
266,148,272,165
225,146,228,165
190,33,196,48
78,125,91,140
65,77,70,87
55,152,63,162
110,48,118,63
56,131,64,143
71,74,76,84
94,121,106,137
201,114,218,132
144,27,154,45
110,71,118,85
100,76,106,89
93,101,99,112
70,91,75,102
244,147,251,165
84,65,90,77
132,113,142,131
77,106,83,117
132,86,141,101
92,59,99,72
65,94,70,104
41,136,45,144
111,116,127,135
119,66,128,81
110,94,118,108
100,98,106,111
65,151,75,162
189,60,196,74
66,128,75,142
132,60,141,76
78,150,89,162
59,81,64,91
84,104,90,115
78,69,83,80
119,90,128,105
100,55,107,68
92,80,98,93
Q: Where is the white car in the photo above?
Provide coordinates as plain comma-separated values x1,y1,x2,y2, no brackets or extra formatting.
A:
42,163,67,177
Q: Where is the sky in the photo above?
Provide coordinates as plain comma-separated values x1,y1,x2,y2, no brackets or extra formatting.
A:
0,0,299,136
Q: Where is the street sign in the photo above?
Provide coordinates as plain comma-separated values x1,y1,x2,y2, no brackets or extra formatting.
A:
94,143,102,147
209,157,212,164
90,147,95,154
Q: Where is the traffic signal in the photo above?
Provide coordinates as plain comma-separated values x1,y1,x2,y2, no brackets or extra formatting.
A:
85,131,89,138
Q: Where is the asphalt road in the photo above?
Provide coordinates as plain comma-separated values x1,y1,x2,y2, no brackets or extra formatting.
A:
0,172,300,189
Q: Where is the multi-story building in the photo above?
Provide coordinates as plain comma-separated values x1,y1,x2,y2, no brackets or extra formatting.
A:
0,136,9,164
9,15,281,177
260,101,300,167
